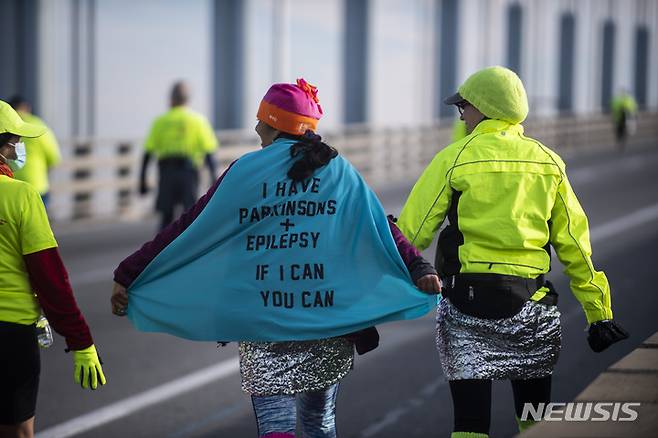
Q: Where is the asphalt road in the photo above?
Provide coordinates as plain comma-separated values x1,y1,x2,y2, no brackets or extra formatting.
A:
34,142,658,438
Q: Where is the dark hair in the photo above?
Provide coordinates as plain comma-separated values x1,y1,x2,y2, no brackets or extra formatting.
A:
8,94,27,109
0,132,14,148
170,81,189,106
284,130,338,181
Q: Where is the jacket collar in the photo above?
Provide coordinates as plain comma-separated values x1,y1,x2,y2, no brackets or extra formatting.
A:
471,119,524,136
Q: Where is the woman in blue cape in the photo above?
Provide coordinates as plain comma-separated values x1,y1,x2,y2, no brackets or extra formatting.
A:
111,79,440,437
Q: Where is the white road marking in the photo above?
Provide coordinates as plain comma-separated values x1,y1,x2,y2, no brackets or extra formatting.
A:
589,203,658,242
359,379,447,437
36,358,239,438
569,154,651,185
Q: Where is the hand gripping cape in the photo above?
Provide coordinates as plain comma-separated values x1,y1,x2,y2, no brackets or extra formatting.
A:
127,138,437,341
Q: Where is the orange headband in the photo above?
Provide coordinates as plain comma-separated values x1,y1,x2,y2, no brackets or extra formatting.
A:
257,100,319,135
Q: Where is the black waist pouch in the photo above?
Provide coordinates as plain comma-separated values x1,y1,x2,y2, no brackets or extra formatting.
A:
443,273,547,319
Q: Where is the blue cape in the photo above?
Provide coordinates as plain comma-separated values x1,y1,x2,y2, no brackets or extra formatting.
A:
127,138,436,341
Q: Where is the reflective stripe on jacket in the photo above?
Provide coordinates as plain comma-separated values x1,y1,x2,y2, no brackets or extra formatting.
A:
398,119,612,323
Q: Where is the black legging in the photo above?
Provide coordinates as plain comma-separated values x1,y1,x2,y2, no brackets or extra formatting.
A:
449,376,552,434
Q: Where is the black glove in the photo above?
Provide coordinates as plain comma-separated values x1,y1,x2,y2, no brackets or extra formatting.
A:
587,320,629,352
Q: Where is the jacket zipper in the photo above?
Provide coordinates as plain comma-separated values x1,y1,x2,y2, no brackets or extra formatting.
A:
469,260,544,271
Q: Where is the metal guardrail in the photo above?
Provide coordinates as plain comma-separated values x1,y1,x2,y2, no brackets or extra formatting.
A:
47,113,658,222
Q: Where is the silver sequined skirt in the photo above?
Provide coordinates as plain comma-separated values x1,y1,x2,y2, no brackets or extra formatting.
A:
436,298,561,380
239,338,354,396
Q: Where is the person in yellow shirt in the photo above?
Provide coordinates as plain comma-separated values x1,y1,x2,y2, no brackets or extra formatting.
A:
0,100,106,438
8,96,61,210
397,67,628,437
610,90,638,151
140,81,219,230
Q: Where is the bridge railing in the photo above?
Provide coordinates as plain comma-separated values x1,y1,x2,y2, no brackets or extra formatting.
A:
47,112,658,222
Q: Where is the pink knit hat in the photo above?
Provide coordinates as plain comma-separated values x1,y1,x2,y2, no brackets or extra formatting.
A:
257,78,324,135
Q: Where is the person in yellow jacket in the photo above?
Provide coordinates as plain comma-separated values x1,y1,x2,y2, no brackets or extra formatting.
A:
610,90,638,151
8,96,61,210
0,100,105,438
397,66,628,438
140,81,219,230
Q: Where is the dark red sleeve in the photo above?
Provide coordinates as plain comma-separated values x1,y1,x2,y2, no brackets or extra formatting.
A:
113,161,236,288
24,247,93,351
387,217,422,266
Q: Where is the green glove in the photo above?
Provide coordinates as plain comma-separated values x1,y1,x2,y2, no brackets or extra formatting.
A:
73,344,107,389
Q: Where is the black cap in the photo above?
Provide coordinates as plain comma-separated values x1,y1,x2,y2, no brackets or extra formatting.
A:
444,92,465,105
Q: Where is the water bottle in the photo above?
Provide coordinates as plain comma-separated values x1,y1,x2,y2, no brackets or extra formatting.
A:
36,315,53,348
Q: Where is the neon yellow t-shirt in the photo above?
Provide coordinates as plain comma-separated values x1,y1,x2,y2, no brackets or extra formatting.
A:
144,106,218,166
12,112,61,195
0,176,58,324
610,94,638,124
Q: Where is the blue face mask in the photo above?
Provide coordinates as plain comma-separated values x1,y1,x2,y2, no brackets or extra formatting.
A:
5,142,27,171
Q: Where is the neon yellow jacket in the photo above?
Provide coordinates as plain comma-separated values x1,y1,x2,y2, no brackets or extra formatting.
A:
451,119,467,143
610,94,638,124
13,112,61,195
144,106,218,167
398,119,612,323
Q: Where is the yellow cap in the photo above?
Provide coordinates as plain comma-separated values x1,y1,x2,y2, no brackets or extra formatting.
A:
0,100,46,138
457,66,529,124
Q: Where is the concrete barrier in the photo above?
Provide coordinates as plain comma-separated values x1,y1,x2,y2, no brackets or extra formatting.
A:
46,112,658,222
